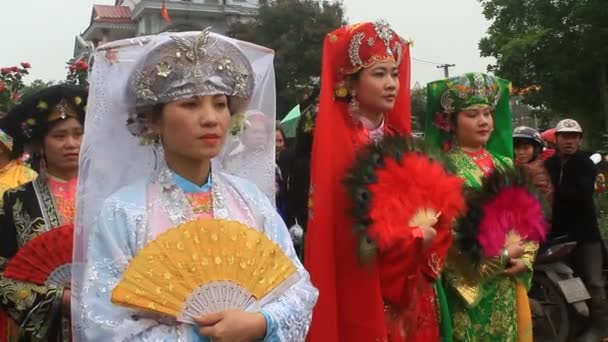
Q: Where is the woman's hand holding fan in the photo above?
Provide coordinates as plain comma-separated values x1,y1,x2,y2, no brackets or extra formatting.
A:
111,219,300,324
458,167,550,264
61,289,71,317
504,258,527,276
196,310,267,341
410,211,439,249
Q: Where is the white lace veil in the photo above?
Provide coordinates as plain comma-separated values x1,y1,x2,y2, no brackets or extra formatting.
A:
71,31,276,336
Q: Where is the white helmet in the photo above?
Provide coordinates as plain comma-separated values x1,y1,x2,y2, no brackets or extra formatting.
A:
555,119,582,133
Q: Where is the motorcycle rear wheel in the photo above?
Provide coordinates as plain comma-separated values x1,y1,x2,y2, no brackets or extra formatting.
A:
529,273,572,342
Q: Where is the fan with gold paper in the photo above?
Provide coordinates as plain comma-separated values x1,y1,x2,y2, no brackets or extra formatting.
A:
111,219,299,324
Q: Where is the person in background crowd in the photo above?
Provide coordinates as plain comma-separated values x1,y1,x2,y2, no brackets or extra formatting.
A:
223,110,276,201
0,126,37,199
596,153,608,193
276,125,286,158
274,125,289,222
540,128,556,161
0,110,37,342
513,126,553,205
0,84,88,342
545,118,608,341
284,88,319,257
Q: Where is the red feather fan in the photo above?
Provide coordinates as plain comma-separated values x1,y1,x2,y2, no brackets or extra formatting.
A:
345,137,465,340
4,224,74,287
367,153,465,250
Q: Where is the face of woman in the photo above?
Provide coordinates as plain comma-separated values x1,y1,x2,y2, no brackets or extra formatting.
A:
43,118,84,173
351,61,399,117
243,119,268,150
275,129,285,154
151,95,231,163
453,106,494,149
514,141,535,165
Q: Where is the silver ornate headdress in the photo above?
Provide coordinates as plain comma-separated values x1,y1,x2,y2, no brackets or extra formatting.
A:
126,28,255,139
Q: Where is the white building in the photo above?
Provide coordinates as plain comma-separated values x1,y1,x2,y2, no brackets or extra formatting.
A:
75,0,259,57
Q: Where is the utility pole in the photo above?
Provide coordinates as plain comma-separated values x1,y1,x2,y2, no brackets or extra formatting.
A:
437,64,456,78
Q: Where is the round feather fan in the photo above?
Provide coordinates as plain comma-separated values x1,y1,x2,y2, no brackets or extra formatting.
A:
344,134,465,261
3,224,74,287
111,219,299,324
457,166,550,262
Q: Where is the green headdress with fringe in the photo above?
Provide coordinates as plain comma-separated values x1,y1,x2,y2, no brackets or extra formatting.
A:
424,72,513,159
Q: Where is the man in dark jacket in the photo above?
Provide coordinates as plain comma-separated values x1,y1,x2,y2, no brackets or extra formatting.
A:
545,118,608,341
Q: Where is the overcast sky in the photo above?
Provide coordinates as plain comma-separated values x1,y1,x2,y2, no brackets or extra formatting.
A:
0,0,494,87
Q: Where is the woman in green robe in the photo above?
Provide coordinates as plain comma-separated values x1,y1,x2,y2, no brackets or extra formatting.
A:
424,73,536,342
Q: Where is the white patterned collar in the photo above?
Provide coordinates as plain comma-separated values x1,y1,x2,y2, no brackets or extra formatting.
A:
359,115,385,143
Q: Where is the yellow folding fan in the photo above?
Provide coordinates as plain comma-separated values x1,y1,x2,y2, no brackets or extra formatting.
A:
111,218,299,324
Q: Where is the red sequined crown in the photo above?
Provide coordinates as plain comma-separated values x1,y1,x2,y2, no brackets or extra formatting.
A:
328,19,407,76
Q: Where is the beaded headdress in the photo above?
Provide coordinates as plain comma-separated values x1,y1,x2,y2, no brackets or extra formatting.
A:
425,73,513,157
1,85,87,145
330,20,408,99
126,28,255,140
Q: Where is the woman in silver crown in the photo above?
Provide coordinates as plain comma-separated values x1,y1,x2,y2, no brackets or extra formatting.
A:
72,29,317,341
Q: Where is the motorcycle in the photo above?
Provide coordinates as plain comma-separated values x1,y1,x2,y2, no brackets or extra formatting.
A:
530,238,591,342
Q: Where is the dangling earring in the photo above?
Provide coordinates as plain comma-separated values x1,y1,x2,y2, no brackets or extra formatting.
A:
152,133,166,172
348,90,360,122
38,149,47,178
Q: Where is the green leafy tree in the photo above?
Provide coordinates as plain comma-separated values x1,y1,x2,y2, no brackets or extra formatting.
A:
228,0,345,117
20,79,55,99
478,0,608,144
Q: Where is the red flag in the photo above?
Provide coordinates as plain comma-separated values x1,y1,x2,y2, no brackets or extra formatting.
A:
161,0,171,24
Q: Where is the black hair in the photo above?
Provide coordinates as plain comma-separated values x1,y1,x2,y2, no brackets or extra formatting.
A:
2,84,88,162
276,125,286,141
283,87,321,229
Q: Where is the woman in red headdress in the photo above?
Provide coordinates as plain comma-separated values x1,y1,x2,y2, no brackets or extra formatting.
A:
305,20,455,342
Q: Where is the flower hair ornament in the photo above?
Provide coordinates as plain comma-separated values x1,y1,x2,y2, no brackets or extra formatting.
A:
19,92,86,140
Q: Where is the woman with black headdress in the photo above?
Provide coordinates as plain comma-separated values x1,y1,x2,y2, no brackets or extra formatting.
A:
0,84,87,342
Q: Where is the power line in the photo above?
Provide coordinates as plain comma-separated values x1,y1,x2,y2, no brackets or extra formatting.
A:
411,57,444,65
